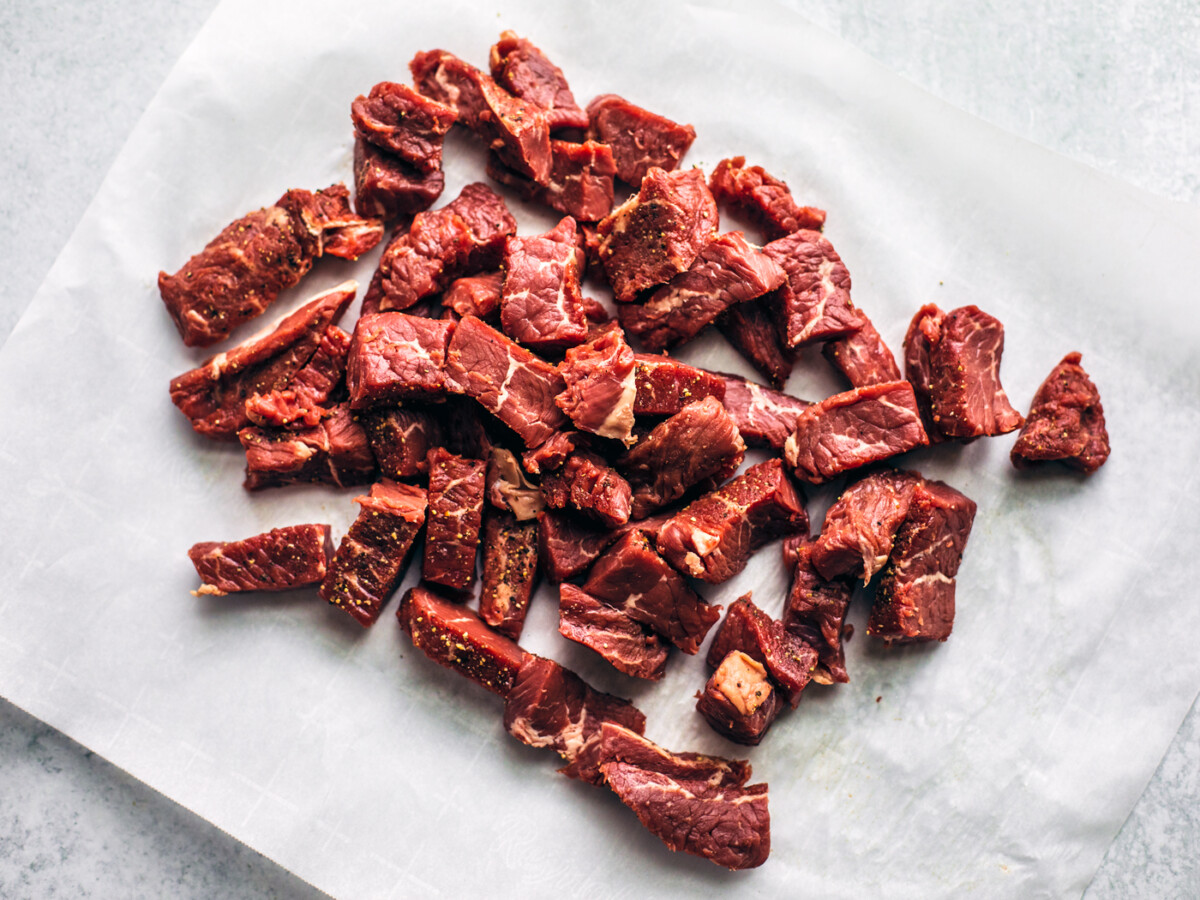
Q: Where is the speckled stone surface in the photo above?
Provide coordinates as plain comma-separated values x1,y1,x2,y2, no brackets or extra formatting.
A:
1,2,1197,898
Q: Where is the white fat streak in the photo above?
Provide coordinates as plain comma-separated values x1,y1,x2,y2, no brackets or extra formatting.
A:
494,355,519,411
594,366,638,445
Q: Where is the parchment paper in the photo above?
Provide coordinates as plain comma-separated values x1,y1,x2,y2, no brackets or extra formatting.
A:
2,1,1199,897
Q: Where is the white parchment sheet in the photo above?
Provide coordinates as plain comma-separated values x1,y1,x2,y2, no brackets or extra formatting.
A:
2,1,1199,897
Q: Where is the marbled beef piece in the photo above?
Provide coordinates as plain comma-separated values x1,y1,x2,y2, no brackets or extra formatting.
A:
410,49,551,183
586,94,696,186
562,721,752,788
927,305,1024,439
541,452,633,528
696,651,782,746
486,448,544,520
360,406,443,480
784,541,853,685
822,314,902,388
351,81,457,174
443,315,568,448
445,183,518,272
443,271,503,321
718,372,811,450
500,217,588,351
169,283,355,440
597,167,718,302
706,595,817,708
903,303,947,442
188,524,333,597
364,212,473,314
536,509,674,583
709,156,826,240
278,183,385,261
558,583,669,681
555,328,637,445
583,531,720,654
1011,352,1110,473
717,296,793,389
503,656,646,763
479,512,540,640
422,448,487,590
633,353,726,415
657,459,808,584
353,137,445,220
762,229,865,349
619,397,745,519
245,325,351,429
398,585,528,695
488,140,617,223
489,31,589,132
620,232,787,352
784,381,928,484
811,469,922,581
239,403,376,491
346,313,454,408
601,761,770,870
521,429,593,475
320,481,426,626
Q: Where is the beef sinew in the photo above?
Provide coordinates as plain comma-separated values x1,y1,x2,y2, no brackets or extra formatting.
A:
422,448,487,590
1011,351,1109,473
783,542,853,685
555,327,638,446
558,583,670,681
696,651,782,746
189,524,333,596
762,229,864,348
709,156,826,240
489,31,589,131
586,94,696,186
706,595,818,708
479,512,540,640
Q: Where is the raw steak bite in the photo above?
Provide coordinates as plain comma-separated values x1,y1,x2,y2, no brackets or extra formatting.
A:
555,327,637,445
657,458,808,584
188,524,333,597
500,216,588,351
583,531,721,654
633,353,726,415
239,404,376,491
784,381,928,484
619,397,745,519
446,182,519,271
170,282,355,440
443,315,568,448
487,140,616,222
244,324,351,429
486,448,545,520
521,429,593,475
927,305,1024,439
489,31,589,131
558,584,669,681
351,81,457,173
811,468,922,581
360,406,443,480
537,509,673,583
868,479,976,644
443,271,503,321
410,49,552,182
718,373,811,450
619,232,787,352
423,448,487,590
320,481,426,626
541,453,633,528
479,512,539,640
398,585,528,695
586,94,696,186
696,651,782,746
1010,351,1109,473
717,296,793,389
706,595,818,707
563,721,752,788
823,314,902,388
763,229,864,348
784,541,853,685
903,303,947,442
346,313,454,408
354,136,445,220
709,156,826,240
597,167,718,302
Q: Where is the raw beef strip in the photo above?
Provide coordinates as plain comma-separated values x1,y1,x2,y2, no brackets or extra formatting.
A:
398,585,528,695
354,137,445,220
784,381,928,484
784,541,853,685
503,656,645,763
443,315,567,448
619,397,745,519
486,448,545,520
479,512,539,640
346,313,455,408
706,595,817,707
633,353,726,415
1011,351,1110,473
583,531,721,654
696,651,782,746
244,325,351,429
443,271,503,321
903,303,947,442
585,94,696,186
927,305,1024,439
239,404,376,490
562,721,751,788
597,167,718,302
422,448,487,590
657,458,808,584
555,328,637,445
489,31,589,131
500,216,588,351
360,406,443,480
811,468,922,581
169,283,355,440
717,297,793,389
868,479,976,644
823,314,902,388
718,373,811,450
410,49,551,182
320,481,426,626
188,524,332,597
763,229,865,349
620,232,787,351
558,584,669,681
709,156,825,239
487,140,616,222
445,182,519,271
541,453,633,528
351,81,457,173
601,762,770,870
365,211,473,313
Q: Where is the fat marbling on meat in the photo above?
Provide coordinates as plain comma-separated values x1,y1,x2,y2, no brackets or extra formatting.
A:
422,448,487,590
346,312,455,407
718,372,811,450
586,94,696,186
762,228,864,349
555,327,638,446
811,468,922,581
500,216,588,351
558,583,670,681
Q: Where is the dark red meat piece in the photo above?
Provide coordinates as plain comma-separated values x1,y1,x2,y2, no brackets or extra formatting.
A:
811,468,921,581
244,324,351,429
903,303,947,442
762,229,864,348
562,721,751,788
365,212,472,314
443,271,503,321
351,82,457,173
500,217,588,351
1011,352,1110,473
360,406,443,480
279,184,385,261
706,595,817,707
823,314,902,388
445,183,518,271
346,313,454,408
320,481,426,626
927,305,1024,439
479,512,539,640
541,453,633,528
521,429,592,475
633,353,726,415
709,156,826,239
585,94,696,186
558,584,669,681
353,137,445,220
784,541,853,685
536,509,673,583
487,140,616,222
717,296,793,389
188,524,333,596
422,448,487,590
489,31,589,132
239,403,375,491
696,651,783,746
718,373,811,450
784,381,928,484
555,327,637,445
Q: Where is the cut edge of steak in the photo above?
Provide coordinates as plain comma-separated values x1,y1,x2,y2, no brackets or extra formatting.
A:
189,524,333,596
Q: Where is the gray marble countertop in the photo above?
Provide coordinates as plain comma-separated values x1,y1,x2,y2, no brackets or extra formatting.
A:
2,1,1197,897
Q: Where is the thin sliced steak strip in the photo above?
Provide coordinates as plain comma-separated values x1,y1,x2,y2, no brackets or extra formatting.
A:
558,583,669,681
422,448,487,590
1010,351,1110,473
189,524,333,596
479,512,540,641
784,541,853,685
762,229,864,349
586,94,696,186
709,156,826,240
489,31,589,131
